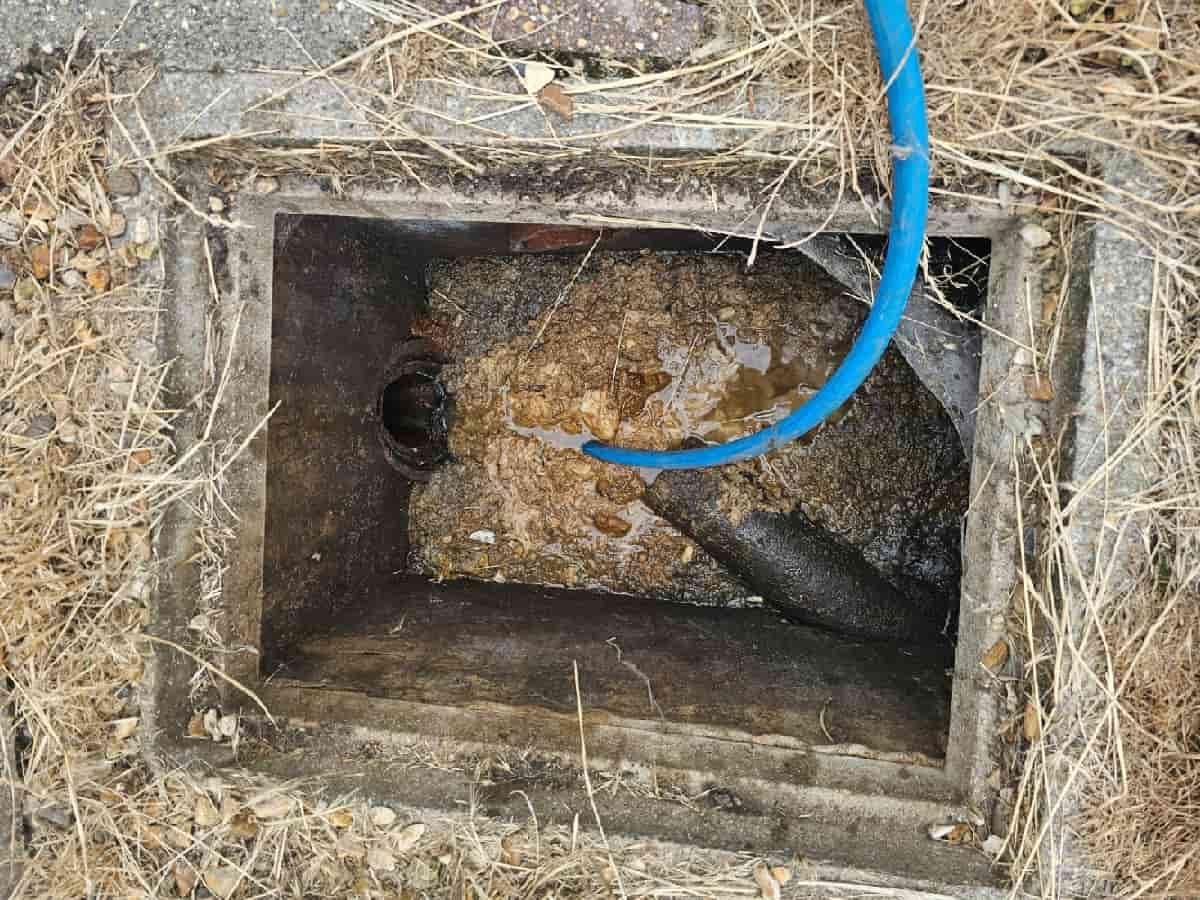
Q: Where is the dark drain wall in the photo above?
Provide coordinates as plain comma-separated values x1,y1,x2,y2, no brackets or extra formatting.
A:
263,216,420,653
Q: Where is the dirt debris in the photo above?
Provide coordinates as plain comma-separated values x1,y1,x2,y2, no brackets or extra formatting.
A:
410,251,968,607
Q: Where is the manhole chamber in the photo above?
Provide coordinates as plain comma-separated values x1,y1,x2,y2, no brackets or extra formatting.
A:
148,177,1035,893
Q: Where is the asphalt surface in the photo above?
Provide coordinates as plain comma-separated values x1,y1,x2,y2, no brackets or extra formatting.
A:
0,0,374,84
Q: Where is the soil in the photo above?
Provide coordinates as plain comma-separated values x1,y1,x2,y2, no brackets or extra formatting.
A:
408,250,969,608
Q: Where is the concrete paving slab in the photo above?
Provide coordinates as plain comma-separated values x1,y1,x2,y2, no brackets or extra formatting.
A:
1,0,707,87
465,0,706,60
0,0,373,84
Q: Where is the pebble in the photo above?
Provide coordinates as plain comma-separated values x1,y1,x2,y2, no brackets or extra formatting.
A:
468,529,496,544
0,210,21,244
592,511,632,537
54,208,90,231
369,805,397,828
1020,223,1052,248
60,269,84,289
106,168,140,196
0,262,14,290
102,212,127,239
132,216,152,244
24,414,56,437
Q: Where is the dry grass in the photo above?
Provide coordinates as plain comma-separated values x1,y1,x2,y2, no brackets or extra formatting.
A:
2,0,1199,897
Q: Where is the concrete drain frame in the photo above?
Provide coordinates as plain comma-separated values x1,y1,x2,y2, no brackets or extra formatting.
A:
145,174,1045,896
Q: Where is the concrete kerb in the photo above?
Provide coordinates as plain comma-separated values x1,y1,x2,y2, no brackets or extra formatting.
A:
0,699,17,899
114,65,1157,897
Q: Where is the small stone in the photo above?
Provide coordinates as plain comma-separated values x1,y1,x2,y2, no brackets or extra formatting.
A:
468,529,496,545
982,638,1009,672
35,804,73,830
114,244,139,268
228,810,259,840
391,822,425,853
132,216,152,244
101,212,127,238
251,794,293,819
218,714,238,738
1023,699,1042,741
538,82,574,119
596,468,643,505
203,866,240,899
30,243,51,279
0,262,14,290
111,717,138,739
77,224,104,251
253,176,279,195
194,794,221,827
69,251,101,272
579,388,619,441
576,37,588,48
328,808,355,829
24,414,56,437
982,834,1005,857
521,61,555,95
592,511,632,537
521,18,536,33
209,196,225,213
86,266,111,294
1020,223,1052,248
73,318,97,343
13,276,38,309
0,210,22,244
106,169,140,196
370,805,397,828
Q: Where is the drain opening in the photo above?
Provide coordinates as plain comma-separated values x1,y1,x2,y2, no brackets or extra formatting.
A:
376,338,452,482
264,214,989,762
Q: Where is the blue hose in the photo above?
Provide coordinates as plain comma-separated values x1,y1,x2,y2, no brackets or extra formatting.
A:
582,0,929,470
